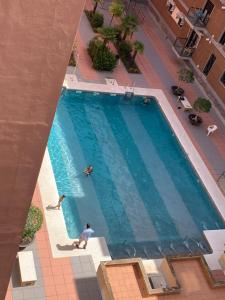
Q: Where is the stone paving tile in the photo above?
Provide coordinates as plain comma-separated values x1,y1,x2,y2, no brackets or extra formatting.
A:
71,256,102,300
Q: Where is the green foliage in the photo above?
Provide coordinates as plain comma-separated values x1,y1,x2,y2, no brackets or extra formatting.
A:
88,37,103,58
193,97,212,113
97,26,118,46
93,47,117,71
121,15,138,40
88,37,117,71
132,40,144,60
118,40,132,57
90,11,104,28
116,41,140,73
22,206,43,242
178,68,194,83
109,1,124,25
68,52,76,67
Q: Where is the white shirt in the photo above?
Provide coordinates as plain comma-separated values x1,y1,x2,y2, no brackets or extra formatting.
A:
80,228,94,241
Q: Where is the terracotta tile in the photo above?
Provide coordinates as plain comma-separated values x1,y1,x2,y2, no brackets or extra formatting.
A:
63,275,74,284
43,275,55,287
45,285,57,297
55,284,68,295
53,275,65,285
42,266,53,277
65,283,76,293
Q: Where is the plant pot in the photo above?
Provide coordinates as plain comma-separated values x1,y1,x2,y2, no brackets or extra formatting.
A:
171,86,184,96
188,114,202,126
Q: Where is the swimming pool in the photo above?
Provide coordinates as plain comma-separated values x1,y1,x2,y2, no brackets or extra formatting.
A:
48,90,225,259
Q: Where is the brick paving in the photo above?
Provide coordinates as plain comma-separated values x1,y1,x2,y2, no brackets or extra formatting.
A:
6,2,225,299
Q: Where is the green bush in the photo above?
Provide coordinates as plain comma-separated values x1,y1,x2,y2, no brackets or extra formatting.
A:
118,40,132,57
91,12,104,28
93,47,117,71
22,206,43,243
88,38,104,59
88,37,116,71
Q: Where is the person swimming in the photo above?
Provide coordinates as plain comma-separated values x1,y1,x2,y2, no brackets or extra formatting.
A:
84,165,93,176
143,97,150,105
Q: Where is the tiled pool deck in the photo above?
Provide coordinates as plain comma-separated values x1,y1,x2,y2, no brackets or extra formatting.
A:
6,2,225,299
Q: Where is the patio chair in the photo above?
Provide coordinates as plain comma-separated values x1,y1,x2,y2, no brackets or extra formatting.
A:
207,124,218,136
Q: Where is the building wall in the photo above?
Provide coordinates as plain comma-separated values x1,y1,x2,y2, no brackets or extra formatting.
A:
193,39,225,101
151,0,189,39
0,1,85,298
150,0,225,103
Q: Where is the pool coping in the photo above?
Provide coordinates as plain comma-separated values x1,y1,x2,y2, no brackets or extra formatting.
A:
38,75,225,271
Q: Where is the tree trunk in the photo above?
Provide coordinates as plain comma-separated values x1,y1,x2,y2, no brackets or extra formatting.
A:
93,2,98,13
122,29,128,40
109,15,114,25
132,50,137,61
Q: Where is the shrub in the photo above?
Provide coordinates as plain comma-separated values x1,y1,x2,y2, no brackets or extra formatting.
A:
93,47,117,71
22,205,43,243
91,12,104,28
193,97,212,113
88,37,104,59
178,68,194,83
118,40,132,57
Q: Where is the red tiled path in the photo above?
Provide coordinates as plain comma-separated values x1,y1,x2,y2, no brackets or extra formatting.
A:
34,186,79,300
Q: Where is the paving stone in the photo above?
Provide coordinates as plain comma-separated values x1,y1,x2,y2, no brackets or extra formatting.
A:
33,287,45,298
12,289,24,300
23,288,36,299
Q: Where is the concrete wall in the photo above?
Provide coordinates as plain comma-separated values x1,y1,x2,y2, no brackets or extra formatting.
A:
0,1,85,298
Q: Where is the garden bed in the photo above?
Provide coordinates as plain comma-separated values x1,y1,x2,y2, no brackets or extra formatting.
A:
115,41,141,74
85,10,104,32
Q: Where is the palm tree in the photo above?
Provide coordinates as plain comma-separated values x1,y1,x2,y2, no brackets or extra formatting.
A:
108,1,124,25
121,15,138,40
97,27,118,47
132,40,144,61
92,0,103,14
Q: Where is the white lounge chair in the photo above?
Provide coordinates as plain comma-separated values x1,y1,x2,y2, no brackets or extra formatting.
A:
207,124,218,136
177,96,193,111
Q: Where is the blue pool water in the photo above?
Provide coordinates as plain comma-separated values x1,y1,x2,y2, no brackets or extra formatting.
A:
48,90,225,259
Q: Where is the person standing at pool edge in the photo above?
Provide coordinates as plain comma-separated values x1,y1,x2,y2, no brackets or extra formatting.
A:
75,224,94,249
54,194,65,210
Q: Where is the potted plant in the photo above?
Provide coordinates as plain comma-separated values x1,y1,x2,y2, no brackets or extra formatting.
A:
20,205,43,248
188,97,212,126
171,68,194,96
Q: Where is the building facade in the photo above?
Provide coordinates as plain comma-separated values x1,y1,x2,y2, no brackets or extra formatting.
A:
0,1,85,298
150,0,225,103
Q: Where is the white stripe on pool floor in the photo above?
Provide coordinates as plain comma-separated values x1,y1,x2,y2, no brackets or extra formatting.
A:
55,107,110,239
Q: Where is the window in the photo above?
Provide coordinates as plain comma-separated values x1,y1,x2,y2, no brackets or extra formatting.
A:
219,30,225,45
168,3,175,14
220,71,225,87
203,54,216,76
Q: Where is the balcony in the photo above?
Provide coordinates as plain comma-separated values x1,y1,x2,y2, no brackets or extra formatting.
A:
186,7,209,28
172,37,195,59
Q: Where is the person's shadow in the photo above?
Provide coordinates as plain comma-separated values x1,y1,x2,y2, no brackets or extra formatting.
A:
46,205,58,210
56,242,78,251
